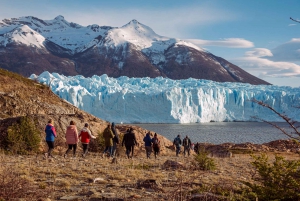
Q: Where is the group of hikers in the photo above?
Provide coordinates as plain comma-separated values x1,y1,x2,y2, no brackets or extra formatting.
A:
44,119,195,159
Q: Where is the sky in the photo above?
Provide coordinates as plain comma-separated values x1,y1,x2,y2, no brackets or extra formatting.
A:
1,0,300,87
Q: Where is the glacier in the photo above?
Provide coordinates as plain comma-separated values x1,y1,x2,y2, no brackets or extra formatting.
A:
31,72,300,123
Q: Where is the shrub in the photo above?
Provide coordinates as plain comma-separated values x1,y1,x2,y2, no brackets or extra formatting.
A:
193,147,216,171
243,153,300,200
89,131,105,152
6,116,41,154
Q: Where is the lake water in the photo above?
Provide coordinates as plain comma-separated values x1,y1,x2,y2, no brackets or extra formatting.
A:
131,122,294,144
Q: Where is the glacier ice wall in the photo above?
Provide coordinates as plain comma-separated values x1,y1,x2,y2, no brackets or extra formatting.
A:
31,72,300,123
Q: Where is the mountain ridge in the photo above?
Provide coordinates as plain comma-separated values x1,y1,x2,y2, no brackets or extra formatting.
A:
0,15,270,85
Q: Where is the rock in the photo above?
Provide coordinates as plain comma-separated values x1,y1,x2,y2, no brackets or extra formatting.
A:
91,177,107,184
60,195,83,200
162,160,184,169
137,179,164,192
137,179,161,188
69,187,82,192
101,193,116,197
210,150,232,158
106,183,121,188
131,194,142,199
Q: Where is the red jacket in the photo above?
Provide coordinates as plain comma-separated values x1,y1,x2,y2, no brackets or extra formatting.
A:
79,127,95,144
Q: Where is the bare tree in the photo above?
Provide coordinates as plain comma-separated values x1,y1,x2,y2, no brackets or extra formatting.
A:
290,17,300,23
251,98,300,140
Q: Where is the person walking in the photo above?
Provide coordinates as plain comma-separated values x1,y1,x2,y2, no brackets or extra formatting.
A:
194,142,200,154
122,128,138,159
78,123,96,157
152,133,160,159
173,134,182,157
102,124,114,158
143,131,152,159
44,119,57,158
111,122,119,158
182,135,192,157
64,120,79,158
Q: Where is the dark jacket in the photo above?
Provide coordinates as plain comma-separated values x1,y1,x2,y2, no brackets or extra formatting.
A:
111,122,119,144
122,130,137,147
183,137,191,148
173,137,182,147
143,133,152,147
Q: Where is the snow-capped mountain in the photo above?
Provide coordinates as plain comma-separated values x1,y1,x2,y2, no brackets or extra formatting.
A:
0,15,269,85
31,72,300,123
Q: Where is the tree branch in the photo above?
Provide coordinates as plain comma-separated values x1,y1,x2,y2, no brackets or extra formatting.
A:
290,17,300,23
251,98,300,139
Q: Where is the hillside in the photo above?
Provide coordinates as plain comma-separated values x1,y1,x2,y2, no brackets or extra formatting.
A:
0,68,173,152
0,16,270,85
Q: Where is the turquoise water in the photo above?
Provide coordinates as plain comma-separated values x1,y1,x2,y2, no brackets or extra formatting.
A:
131,122,294,144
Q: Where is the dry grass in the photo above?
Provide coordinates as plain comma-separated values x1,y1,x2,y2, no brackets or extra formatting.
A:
0,149,298,200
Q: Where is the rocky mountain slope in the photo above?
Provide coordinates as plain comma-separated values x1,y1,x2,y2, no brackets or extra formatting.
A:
0,15,269,85
0,68,172,151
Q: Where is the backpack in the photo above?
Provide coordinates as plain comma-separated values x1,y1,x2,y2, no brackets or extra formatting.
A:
113,135,119,144
174,137,180,146
183,138,188,146
153,138,160,148
182,138,188,146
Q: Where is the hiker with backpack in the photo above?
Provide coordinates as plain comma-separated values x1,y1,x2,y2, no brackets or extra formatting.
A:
182,135,192,157
122,128,138,159
64,120,79,158
173,134,182,157
194,142,200,154
44,119,57,158
78,123,96,157
111,122,119,158
143,131,152,159
152,133,160,159
102,124,114,158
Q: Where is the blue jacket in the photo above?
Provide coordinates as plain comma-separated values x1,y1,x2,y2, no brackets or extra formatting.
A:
143,134,152,146
45,124,57,142
173,137,182,147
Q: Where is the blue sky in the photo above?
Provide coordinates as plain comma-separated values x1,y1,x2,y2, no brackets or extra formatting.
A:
1,0,300,87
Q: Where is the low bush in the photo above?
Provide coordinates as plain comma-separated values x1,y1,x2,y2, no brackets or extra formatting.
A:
6,116,41,155
193,147,216,171
89,131,105,152
243,153,300,200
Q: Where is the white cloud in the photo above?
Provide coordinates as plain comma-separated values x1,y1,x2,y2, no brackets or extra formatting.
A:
244,48,273,57
268,38,300,62
288,24,297,26
185,38,254,48
232,48,300,78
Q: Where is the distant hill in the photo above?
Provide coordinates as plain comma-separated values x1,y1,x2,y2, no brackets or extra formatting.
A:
0,15,269,85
